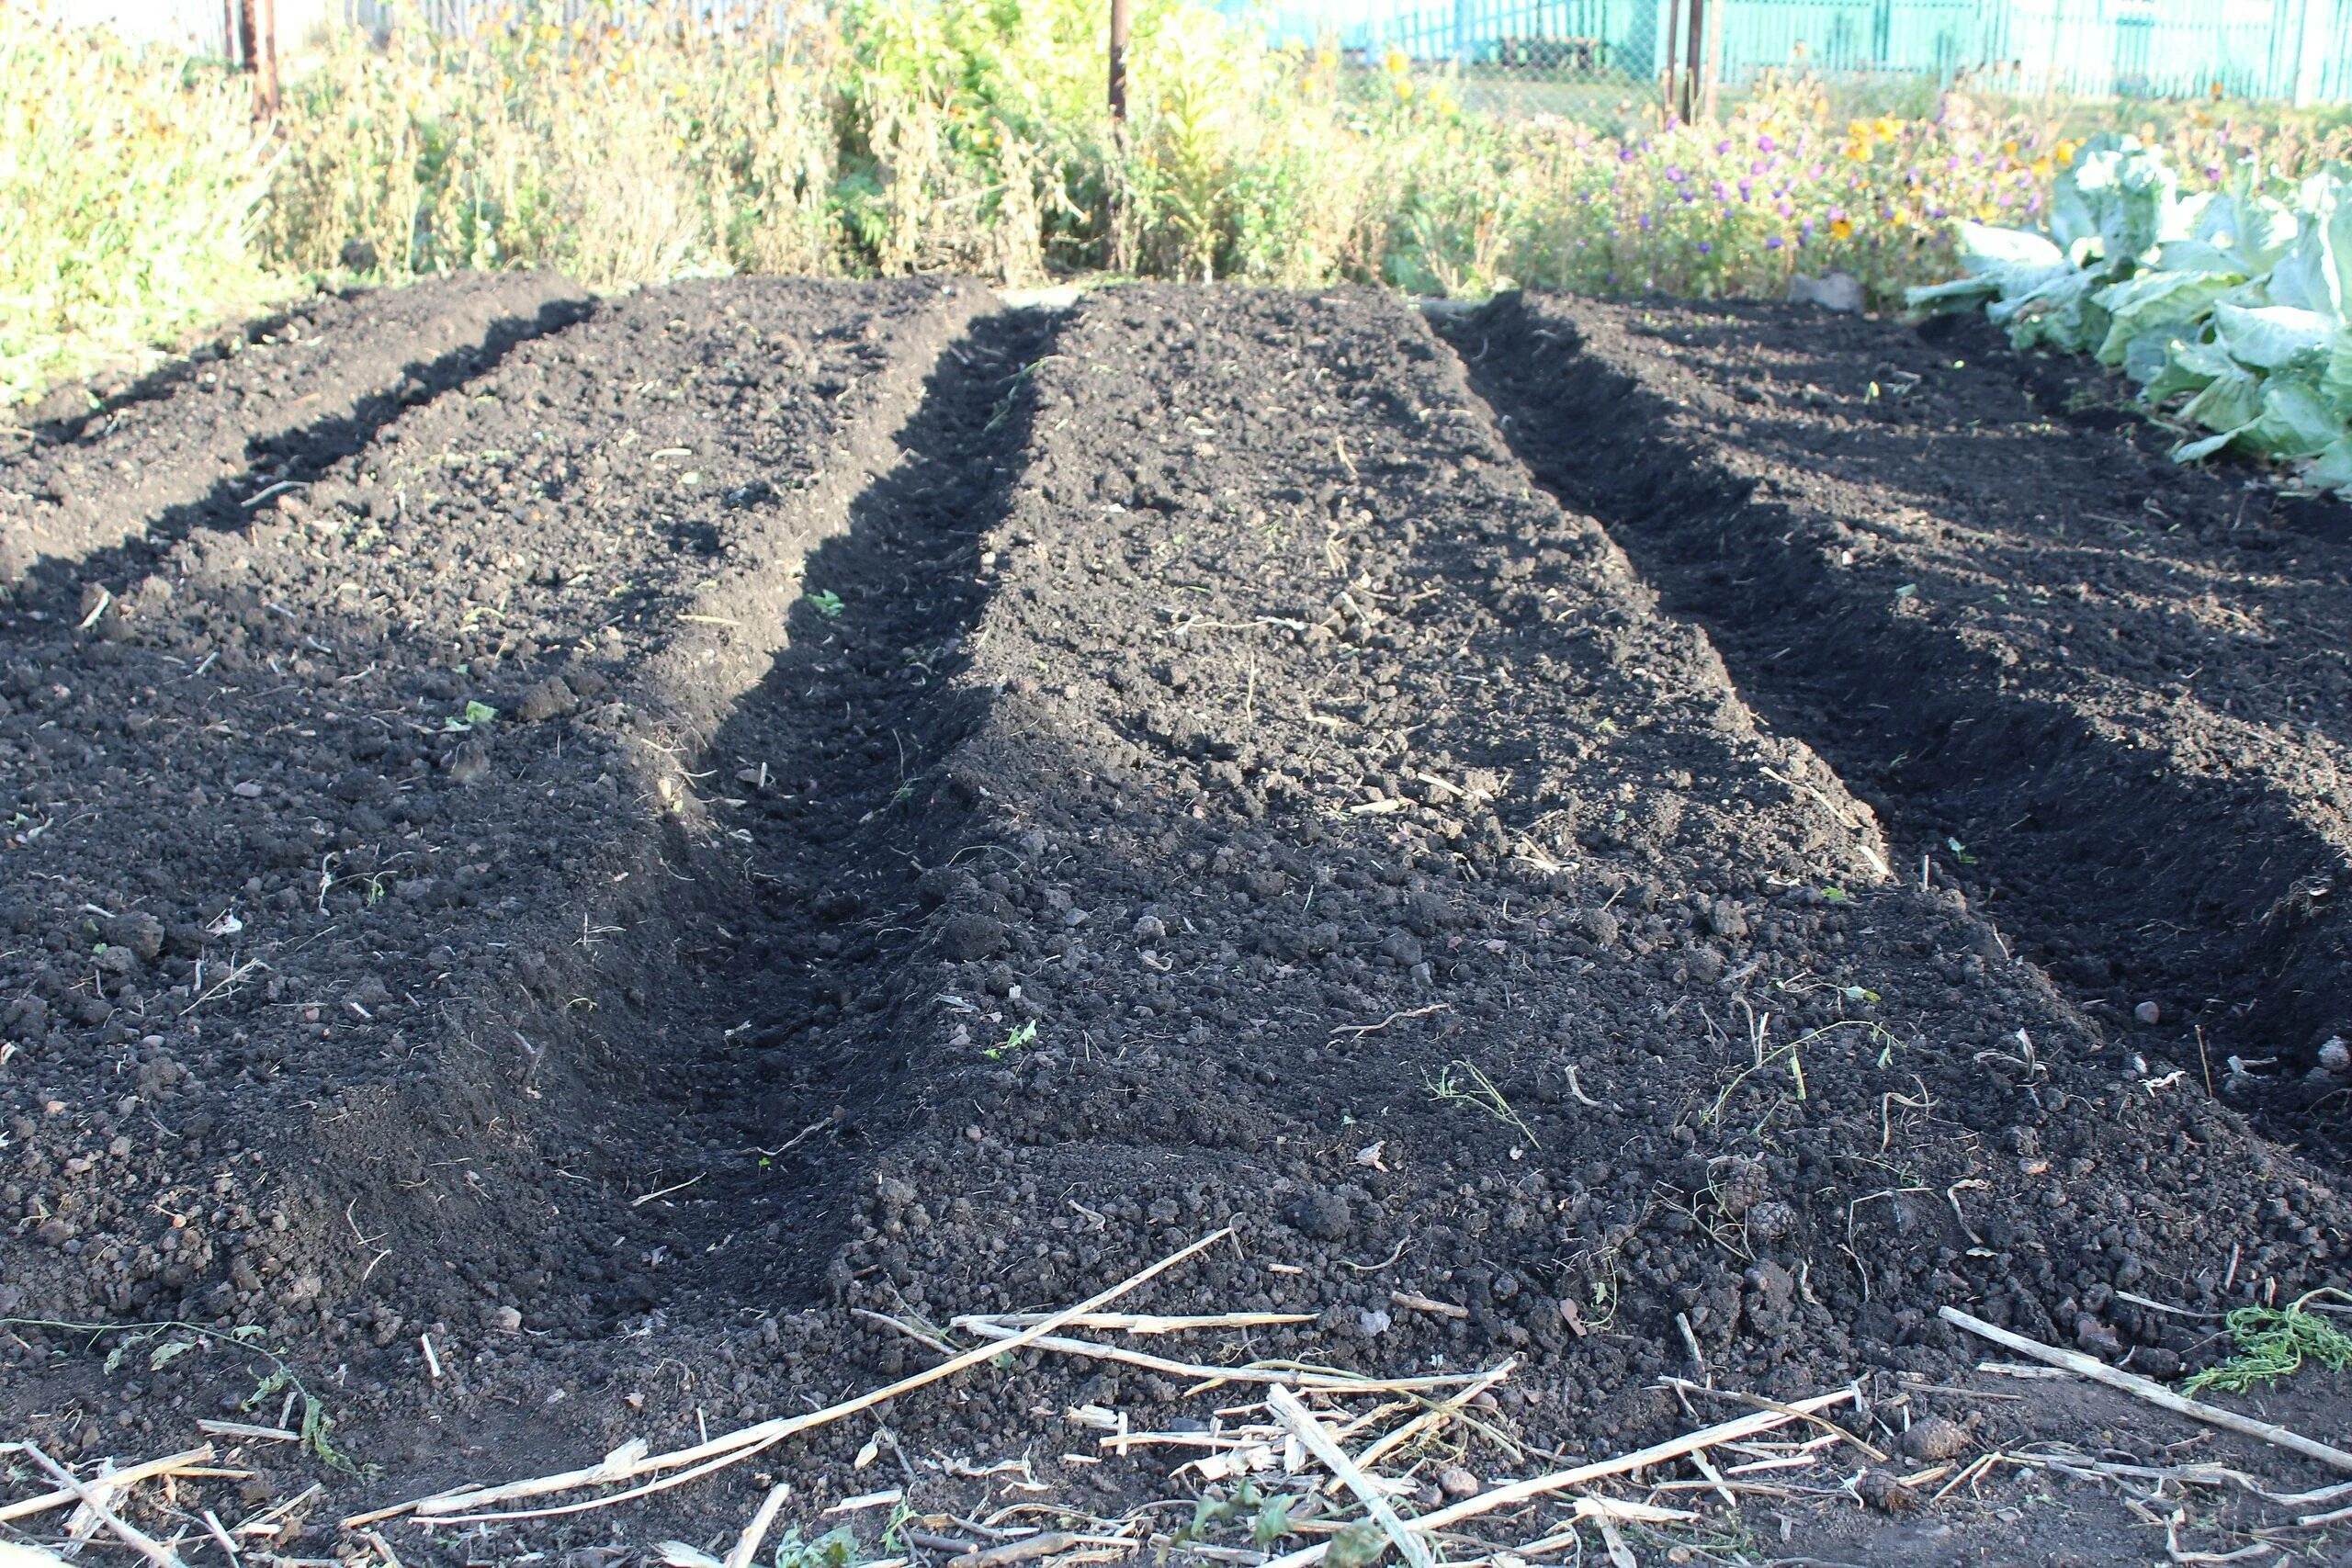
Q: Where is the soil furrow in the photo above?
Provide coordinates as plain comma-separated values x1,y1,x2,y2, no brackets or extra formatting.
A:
1443,294,2352,1152
5,282,2349,1559
756,286,2348,1472
1,274,592,582
0,278,982,1407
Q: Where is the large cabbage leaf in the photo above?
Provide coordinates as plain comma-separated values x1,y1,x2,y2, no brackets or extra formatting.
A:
1909,147,2352,497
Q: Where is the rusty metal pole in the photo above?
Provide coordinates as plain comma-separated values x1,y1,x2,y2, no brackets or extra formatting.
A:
234,0,257,76
1108,0,1131,119
1680,0,1703,122
253,0,279,121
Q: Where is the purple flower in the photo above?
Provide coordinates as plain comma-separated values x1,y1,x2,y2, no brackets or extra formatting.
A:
1665,164,1685,182
1766,235,1783,249
1697,241,1713,254
1715,139,1731,154
1758,133,1777,152
1712,179,1728,200
1639,213,1653,231
1776,198,1793,217
1738,178,1753,199
2027,193,2042,213
1827,206,1845,222
1619,146,1635,163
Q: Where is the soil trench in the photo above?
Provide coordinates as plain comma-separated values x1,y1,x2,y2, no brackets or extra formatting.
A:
1446,292,2352,1153
3,280,2349,1560
1,274,594,582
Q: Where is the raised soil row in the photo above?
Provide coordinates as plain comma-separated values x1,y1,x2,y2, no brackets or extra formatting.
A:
2,279,2347,1557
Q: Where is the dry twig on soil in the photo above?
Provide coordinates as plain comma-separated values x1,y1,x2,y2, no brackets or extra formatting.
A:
1256,1387,1859,1568
1939,1306,2352,1473
357,1228,1233,1528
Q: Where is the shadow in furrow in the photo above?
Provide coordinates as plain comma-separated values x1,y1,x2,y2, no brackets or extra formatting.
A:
621,304,1057,1310
6,291,594,592
1441,293,2352,1156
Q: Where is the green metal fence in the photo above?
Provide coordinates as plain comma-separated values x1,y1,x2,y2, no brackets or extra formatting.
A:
1248,0,2352,108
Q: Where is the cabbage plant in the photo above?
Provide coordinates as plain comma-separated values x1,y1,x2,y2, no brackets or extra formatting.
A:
1906,135,2352,493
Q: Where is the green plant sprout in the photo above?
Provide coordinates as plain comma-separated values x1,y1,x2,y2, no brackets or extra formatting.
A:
9,1316,367,1472
1425,1057,1541,1149
2187,1289,2352,1395
983,1020,1036,1060
806,589,845,619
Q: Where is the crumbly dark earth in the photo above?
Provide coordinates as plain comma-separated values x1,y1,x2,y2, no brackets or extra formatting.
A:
3,279,2349,1568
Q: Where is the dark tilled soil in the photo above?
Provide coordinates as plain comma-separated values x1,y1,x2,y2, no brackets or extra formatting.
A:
1448,293,2352,1151
0,274,593,581
3,279,2349,1566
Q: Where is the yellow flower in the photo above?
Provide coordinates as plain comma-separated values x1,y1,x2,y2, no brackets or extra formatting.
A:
1384,46,1409,77
2054,137,2079,168
1829,216,1853,240
2030,155,2052,177
1843,140,1869,162
1872,115,1903,141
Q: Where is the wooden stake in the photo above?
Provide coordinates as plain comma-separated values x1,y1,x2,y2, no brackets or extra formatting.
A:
1939,1306,2352,1473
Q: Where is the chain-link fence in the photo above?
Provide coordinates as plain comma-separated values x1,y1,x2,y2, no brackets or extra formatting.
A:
1260,0,2352,118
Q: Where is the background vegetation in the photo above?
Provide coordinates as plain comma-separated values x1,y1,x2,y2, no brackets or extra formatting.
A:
8,0,2352,408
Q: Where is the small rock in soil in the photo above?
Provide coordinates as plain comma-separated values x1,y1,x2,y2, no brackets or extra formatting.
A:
2135,999,2163,1025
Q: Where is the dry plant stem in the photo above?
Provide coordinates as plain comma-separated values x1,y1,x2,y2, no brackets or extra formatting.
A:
0,1446,213,1523
1939,1306,2352,1474
372,1227,1234,1525
1266,1385,1433,1568
1324,1361,1519,1496
726,1483,791,1568
2,1443,187,1568
957,1311,1314,1337
950,1320,1499,1393
1257,1388,1859,1568
1658,1377,1887,1461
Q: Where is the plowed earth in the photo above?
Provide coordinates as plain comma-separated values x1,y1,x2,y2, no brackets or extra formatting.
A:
3,279,2349,1566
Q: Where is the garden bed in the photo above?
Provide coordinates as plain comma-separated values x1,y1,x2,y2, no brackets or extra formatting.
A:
3,279,2348,1565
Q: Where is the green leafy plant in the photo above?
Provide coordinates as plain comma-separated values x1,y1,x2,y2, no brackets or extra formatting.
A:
983,1019,1036,1060
1908,136,2352,493
806,588,846,619
773,1526,865,1568
10,1316,367,1473
2186,1290,2352,1395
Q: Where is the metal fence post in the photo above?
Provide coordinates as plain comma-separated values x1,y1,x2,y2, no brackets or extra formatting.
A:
1109,0,1130,118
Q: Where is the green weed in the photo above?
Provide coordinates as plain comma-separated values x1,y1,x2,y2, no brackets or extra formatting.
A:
9,1316,368,1473
1426,1057,1540,1148
806,588,846,619
2186,1290,2352,1396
